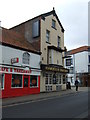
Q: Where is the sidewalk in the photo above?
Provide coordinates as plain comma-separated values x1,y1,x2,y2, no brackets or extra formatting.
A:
2,87,88,106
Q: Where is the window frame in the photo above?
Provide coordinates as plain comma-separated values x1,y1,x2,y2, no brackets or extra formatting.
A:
46,30,50,43
52,19,56,29
22,52,30,65
57,36,61,48
32,20,40,38
89,55,90,63
11,74,23,88
1,74,5,90
30,75,38,88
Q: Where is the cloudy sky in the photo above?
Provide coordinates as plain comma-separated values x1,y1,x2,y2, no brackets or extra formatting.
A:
0,0,89,50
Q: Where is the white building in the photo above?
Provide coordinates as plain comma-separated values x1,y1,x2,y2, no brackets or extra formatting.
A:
64,46,90,86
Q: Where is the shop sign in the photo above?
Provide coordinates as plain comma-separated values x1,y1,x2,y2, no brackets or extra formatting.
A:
44,66,69,73
11,58,19,64
0,67,31,74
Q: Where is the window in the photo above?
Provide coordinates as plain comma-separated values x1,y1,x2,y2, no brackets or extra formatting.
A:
0,74,4,89
66,59,72,66
88,65,90,72
46,30,50,43
58,75,61,84
52,19,56,28
23,52,30,64
49,74,52,84
89,55,90,63
57,36,60,47
45,73,48,84
32,20,40,38
12,74,22,88
63,75,66,84
30,76,38,87
69,67,73,74
53,73,56,84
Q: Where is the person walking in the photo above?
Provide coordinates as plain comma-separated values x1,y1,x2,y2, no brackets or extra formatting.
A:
75,78,79,91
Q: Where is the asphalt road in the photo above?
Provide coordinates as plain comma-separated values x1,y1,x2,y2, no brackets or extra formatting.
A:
2,91,88,118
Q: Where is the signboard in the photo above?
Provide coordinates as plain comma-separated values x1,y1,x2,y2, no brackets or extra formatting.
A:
11,58,19,64
0,67,31,74
41,64,69,73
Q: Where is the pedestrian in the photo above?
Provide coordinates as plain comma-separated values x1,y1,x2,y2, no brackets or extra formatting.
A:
75,78,79,91
85,80,88,87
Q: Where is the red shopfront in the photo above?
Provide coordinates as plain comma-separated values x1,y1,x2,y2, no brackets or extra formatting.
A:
0,66,40,98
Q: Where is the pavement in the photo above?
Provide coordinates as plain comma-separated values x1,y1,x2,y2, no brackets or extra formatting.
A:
2,87,88,106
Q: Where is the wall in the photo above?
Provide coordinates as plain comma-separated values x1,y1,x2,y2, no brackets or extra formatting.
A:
1,45,40,69
41,14,64,65
75,51,88,73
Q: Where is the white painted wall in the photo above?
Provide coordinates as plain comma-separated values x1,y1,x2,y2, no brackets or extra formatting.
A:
1,45,40,69
75,51,88,73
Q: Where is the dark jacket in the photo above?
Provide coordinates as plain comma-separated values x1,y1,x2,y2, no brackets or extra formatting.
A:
75,80,79,86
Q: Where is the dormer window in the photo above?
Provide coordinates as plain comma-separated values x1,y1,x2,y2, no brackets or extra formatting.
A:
52,19,56,29
22,52,30,64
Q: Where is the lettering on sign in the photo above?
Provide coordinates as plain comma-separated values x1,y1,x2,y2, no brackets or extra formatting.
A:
0,67,31,74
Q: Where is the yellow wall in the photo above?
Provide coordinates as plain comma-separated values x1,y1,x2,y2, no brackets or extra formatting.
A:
41,14,64,65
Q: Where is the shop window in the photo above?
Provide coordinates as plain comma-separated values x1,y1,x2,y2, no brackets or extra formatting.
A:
63,75,66,84
30,76,38,87
49,74,52,84
53,73,56,84
56,74,58,84
45,74,48,84
12,74,22,88
46,30,50,43
59,75,61,84
0,74,4,89
22,52,30,64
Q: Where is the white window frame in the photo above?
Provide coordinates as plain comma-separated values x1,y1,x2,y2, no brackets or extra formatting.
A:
57,36,60,47
46,30,50,43
11,74,23,88
22,52,30,65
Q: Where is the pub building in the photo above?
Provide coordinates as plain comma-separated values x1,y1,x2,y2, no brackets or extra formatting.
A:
10,9,69,92
0,28,41,98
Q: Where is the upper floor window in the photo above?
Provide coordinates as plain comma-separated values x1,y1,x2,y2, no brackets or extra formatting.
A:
89,55,90,63
57,36,60,47
52,19,56,29
32,20,40,38
22,52,30,64
46,30,50,43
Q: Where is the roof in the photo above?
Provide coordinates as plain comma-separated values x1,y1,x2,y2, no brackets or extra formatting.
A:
10,9,65,32
66,46,90,55
1,27,41,55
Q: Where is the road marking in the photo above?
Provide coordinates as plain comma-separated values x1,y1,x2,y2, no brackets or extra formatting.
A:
2,91,87,108
2,96,59,108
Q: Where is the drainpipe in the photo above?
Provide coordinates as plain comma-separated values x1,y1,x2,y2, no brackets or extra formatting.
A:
73,54,76,84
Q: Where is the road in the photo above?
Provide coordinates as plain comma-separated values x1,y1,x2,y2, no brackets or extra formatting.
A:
2,91,88,118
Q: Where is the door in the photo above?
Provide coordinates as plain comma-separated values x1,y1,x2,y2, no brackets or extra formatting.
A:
24,75,29,87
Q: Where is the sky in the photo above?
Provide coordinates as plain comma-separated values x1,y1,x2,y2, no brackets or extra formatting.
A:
0,0,89,50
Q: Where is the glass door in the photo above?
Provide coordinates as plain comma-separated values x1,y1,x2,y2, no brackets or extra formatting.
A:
24,76,29,87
